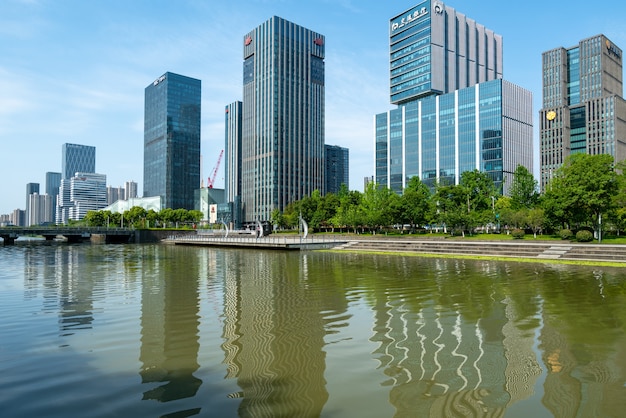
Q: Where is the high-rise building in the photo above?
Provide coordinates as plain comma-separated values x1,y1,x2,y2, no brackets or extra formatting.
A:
57,173,107,223
376,79,533,193
25,182,39,226
325,145,349,194
143,72,201,210
62,143,96,179
124,181,138,200
389,0,502,105
540,34,626,190
107,185,125,205
225,101,243,227
240,16,325,222
46,172,61,223
28,193,54,226
375,2,532,194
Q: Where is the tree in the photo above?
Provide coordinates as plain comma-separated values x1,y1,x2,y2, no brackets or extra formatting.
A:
399,176,431,231
361,182,398,233
544,153,617,239
509,165,539,209
525,208,546,238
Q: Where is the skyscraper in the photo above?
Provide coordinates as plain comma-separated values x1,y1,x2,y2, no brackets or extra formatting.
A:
540,34,626,190
225,101,243,227
25,182,39,226
46,172,61,223
241,16,325,222
389,0,502,105
57,143,97,224
325,145,349,194
143,72,201,210
61,143,96,179
375,2,532,194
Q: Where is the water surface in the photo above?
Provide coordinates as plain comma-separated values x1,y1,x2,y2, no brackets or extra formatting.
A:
1,243,625,417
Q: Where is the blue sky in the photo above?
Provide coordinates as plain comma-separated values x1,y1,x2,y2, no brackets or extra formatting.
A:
2,0,626,215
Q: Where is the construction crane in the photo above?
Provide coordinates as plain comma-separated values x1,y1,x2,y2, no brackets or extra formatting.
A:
207,149,224,189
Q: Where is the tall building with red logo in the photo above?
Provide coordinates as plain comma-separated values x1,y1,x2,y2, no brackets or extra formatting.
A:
239,16,325,222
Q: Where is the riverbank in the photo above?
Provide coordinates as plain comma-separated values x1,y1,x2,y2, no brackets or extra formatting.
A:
323,235,626,266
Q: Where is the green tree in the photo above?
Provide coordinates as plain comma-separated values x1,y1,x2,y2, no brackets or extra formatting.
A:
399,176,431,231
543,153,617,239
83,210,106,227
361,182,398,233
126,206,147,228
509,164,539,209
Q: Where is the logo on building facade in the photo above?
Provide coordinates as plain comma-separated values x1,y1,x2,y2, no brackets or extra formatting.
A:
244,36,252,46
391,7,428,32
606,39,621,60
314,37,323,46
546,110,556,121
433,1,445,14
153,75,166,86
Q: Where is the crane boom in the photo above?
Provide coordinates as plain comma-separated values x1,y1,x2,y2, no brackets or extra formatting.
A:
208,149,224,188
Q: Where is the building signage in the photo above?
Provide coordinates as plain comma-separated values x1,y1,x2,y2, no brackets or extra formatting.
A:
244,36,252,46
153,75,166,86
391,6,428,32
606,40,621,60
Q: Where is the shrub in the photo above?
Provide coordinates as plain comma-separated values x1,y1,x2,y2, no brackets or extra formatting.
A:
576,230,593,242
511,228,525,239
559,229,573,240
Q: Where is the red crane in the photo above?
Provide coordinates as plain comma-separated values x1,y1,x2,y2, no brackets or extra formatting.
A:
207,149,224,189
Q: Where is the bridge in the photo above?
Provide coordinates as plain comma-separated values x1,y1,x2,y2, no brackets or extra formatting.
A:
0,227,135,245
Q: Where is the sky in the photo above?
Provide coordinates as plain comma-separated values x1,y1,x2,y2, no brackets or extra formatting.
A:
2,0,626,215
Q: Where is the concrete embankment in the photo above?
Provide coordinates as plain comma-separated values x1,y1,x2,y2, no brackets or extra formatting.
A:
329,237,626,264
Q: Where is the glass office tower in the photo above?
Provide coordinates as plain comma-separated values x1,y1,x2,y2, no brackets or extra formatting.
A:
241,16,325,222
540,34,626,190
376,2,532,195
389,0,502,105
61,143,96,179
225,101,243,228
376,79,533,194
143,72,201,210
325,144,349,194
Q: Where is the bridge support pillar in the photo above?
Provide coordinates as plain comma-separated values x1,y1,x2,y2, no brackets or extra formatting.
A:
1,235,16,245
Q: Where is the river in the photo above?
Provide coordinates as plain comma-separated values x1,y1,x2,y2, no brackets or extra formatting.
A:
1,242,625,417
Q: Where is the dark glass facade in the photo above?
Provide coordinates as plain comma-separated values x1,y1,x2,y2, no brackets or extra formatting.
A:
325,145,349,194
143,72,201,210
241,17,325,222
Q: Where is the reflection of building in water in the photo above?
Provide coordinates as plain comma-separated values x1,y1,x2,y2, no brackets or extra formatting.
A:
539,296,626,417
367,263,544,417
221,251,331,417
139,246,202,405
25,245,97,335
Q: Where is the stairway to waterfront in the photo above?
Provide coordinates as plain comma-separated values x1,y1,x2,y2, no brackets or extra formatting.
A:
333,238,626,263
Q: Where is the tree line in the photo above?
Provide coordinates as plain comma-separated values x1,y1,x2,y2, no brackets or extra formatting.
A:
274,153,626,240
82,206,203,229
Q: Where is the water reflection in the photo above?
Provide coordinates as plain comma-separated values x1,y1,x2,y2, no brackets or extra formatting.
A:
7,244,626,417
138,245,202,407
221,250,330,417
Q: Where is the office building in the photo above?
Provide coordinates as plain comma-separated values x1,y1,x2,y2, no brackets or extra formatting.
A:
376,79,533,193
389,0,502,105
46,172,61,223
224,101,243,227
240,16,325,222
143,72,201,210
325,145,349,194
25,182,39,226
375,2,532,194
57,173,107,223
540,34,626,190
62,143,96,179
